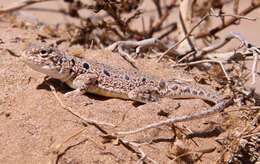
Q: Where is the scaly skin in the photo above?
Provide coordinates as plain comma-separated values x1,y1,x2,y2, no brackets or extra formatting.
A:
21,43,227,122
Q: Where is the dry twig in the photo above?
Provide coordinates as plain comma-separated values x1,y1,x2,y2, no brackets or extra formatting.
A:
172,147,216,162
48,82,116,128
173,59,231,81
251,48,260,85
0,0,55,14
195,2,260,39
114,99,231,136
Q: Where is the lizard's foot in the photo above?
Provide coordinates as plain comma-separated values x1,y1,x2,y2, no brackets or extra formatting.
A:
64,88,86,97
64,89,93,106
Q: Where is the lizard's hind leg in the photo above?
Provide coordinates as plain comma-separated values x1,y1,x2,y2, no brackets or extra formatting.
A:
128,86,162,103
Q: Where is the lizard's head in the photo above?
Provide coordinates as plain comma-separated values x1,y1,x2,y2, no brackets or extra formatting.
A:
21,43,72,80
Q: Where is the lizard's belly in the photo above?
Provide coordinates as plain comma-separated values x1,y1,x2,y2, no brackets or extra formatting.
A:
65,80,129,99
87,87,129,99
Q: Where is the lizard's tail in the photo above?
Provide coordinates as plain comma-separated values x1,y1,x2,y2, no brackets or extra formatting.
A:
163,81,228,119
115,82,229,136
165,81,224,104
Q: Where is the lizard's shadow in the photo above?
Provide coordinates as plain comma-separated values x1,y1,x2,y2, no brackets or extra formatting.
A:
36,79,216,107
36,78,110,101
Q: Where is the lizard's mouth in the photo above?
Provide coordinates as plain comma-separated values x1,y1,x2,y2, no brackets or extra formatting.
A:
22,55,71,80
25,59,56,74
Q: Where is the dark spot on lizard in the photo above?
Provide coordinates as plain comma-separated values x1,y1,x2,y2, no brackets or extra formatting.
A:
199,91,204,96
192,90,197,95
83,62,89,69
183,87,190,93
69,59,76,73
125,75,130,80
95,80,99,85
71,59,75,66
142,77,146,82
159,80,166,88
171,85,178,90
103,70,110,77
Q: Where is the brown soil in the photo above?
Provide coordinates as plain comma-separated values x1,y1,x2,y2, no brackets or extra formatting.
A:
0,1,259,163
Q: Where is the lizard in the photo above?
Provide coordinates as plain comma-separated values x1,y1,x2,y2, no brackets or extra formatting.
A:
21,43,227,123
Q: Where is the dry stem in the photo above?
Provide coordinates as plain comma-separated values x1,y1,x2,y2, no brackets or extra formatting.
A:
195,2,260,38
48,83,116,127
0,0,55,14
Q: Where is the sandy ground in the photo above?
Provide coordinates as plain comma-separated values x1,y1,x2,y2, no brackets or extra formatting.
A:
0,0,259,163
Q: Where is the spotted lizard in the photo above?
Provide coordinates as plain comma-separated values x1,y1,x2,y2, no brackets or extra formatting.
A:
21,43,227,122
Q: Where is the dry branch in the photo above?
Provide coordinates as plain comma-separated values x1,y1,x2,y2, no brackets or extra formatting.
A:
0,0,55,14
114,99,231,136
195,2,260,39
48,82,116,128
173,59,231,81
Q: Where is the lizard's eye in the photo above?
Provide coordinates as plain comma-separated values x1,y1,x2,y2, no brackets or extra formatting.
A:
39,49,48,57
40,49,47,54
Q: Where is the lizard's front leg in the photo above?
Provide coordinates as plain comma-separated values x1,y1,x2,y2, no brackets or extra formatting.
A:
64,73,98,97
